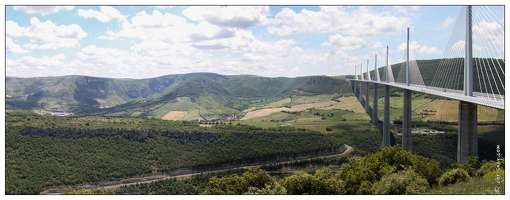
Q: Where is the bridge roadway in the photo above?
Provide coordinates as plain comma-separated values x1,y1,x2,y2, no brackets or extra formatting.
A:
349,79,505,110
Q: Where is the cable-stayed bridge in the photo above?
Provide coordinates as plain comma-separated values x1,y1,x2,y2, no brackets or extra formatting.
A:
348,6,504,163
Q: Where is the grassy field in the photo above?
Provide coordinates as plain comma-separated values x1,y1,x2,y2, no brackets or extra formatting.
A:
145,97,200,118
162,111,187,120
181,109,204,121
288,94,340,106
425,177,505,194
496,110,505,121
416,99,500,122
262,98,291,108
241,101,342,121
325,96,366,113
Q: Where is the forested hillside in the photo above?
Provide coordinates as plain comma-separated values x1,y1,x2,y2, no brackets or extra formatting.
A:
6,73,352,115
5,111,347,194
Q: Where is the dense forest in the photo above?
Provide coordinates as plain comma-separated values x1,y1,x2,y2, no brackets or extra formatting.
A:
6,111,348,194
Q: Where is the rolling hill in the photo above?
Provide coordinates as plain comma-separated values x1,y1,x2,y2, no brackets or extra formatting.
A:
6,72,352,119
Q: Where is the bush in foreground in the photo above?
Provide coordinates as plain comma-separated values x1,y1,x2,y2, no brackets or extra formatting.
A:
438,168,471,186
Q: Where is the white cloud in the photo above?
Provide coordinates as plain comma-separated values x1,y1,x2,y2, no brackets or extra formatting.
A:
189,22,236,41
13,6,74,15
16,17,87,50
473,20,504,47
321,34,370,51
130,10,187,29
102,10,190,41
6,21,26,37
183,6,270,28
398,41,441,54
442,17,454,27
393,6,419,14
76,45,131,63
451,41,483,54
299,54,328,65
242,53,266,62
6,54,68,76
268,6,410,36
77,6,127,22
6,37,28,54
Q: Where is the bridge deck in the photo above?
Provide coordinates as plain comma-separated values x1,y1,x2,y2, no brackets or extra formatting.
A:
349,79,504,110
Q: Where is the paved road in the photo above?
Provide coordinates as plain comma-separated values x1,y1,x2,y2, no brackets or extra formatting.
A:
43,144,353,194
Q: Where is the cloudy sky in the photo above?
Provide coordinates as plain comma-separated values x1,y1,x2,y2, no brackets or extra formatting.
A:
4,4,505,78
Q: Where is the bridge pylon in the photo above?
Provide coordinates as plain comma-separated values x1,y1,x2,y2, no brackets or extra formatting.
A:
458,5,477,164
402,27,412,151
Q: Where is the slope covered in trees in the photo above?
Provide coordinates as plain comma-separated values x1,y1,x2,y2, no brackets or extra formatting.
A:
5,112,347,194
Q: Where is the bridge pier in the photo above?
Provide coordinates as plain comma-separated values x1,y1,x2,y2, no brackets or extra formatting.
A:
358,82,363,103
365,82,370,113
383,85,391,146
352,81,357,96
372,83,379,124
458,101,478,164
402,89,412,151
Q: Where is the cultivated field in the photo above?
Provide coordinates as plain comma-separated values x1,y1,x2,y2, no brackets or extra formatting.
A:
162,111,187,120
241,96,369,121
241,101,339,120
289,94,339,105
415,100,499,122
324,96,366,113
181,109,204,121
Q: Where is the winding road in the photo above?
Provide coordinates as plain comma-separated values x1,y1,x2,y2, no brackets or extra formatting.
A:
42,144,353,194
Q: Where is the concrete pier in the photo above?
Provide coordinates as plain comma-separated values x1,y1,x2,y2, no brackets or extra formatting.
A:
372,83,379,124
383,85,391,146
402,89,412,151
457,101,478,163
365,82,370,113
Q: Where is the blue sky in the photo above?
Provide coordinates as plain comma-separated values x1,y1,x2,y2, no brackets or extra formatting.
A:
4,4,505,78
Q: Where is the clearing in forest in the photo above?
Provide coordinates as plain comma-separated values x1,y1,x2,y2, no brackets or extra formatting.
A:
162,111,188,120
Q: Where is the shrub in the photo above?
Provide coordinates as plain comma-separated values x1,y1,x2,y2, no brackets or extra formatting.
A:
371,168,429,194
355,181,373,194
451,157,481,177
483,169,505,179
475,161,497,177
279,168,347,195
438,168,471,186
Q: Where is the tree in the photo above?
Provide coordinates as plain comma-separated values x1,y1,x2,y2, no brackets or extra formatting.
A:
203,167,280,195
371,168,429,194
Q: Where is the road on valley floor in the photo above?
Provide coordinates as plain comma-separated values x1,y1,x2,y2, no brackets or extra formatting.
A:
42,144,353,194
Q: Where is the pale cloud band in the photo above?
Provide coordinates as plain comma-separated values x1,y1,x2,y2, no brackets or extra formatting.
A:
7,5,501,79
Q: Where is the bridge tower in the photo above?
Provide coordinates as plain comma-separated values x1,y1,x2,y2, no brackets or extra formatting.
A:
353,65,358,98
402,27,412,151
382,46,391,146
366,59,371,113
359,62,363,103
458,5,477,164
372,54,379,125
